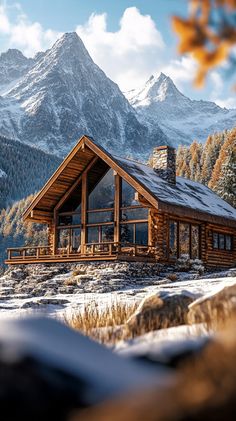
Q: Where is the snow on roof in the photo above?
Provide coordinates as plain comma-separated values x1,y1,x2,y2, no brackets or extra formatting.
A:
113,155,236,221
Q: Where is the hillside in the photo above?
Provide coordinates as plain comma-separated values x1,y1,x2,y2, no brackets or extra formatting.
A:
0,136,61,209
176,128,236,208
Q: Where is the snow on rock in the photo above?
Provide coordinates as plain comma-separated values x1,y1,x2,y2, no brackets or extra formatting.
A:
0,168,7,178
0,317,167,403
188,279,236,326
116,324,210,366
126,291,198,335
0,263,235,322
126,72,236,147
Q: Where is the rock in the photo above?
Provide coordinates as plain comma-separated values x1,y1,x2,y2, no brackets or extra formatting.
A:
188,282,236,328
126,291,195,335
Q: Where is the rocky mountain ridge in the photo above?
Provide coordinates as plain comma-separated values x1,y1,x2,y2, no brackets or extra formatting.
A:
126,72,236,145
0,33,166,158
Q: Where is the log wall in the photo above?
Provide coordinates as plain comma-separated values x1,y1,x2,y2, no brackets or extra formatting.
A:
150,209,236,268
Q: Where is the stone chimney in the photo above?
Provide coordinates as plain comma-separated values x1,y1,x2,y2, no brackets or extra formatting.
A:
152,145,176,184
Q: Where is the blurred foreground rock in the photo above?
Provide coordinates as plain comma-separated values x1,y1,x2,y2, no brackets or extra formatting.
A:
188,281,236,328
126,291,197,335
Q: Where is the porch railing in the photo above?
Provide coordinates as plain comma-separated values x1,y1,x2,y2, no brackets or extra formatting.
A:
6,242,157,262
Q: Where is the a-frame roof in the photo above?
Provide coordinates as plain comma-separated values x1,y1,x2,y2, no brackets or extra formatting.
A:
24,135,236,227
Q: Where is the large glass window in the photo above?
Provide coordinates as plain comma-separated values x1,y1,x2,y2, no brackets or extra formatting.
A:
169,221,201,259
57,229,70,249
58,212,81,226
179,223,190,257
120,222,148,245
88,168,115,210
136,223,148,245
120,224,134,243
87,225,114,243
169,221,178,258
121,207,148,221
121,179,139,207
87,210,114,224
71,228,81,251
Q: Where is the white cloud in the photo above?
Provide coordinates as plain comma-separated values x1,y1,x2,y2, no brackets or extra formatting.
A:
0,5,10,33
76,7,165,91
161,55,197,88
0,3,61,56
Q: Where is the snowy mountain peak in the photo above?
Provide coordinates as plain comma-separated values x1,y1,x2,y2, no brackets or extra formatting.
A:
0,48,29,64
48,31,92,63
126,72,184,108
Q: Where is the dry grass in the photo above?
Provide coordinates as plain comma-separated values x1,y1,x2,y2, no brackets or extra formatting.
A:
67,300,139,344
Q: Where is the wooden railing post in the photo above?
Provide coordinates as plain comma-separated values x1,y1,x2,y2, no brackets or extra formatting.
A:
91,244,95,256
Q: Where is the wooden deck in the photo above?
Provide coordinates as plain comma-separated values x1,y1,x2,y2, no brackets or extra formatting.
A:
5,242,157,265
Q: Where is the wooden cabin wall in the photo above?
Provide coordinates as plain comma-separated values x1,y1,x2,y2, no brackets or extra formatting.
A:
205,223,236,268
47,224,54,255
150,209,236,268
149,209,168,262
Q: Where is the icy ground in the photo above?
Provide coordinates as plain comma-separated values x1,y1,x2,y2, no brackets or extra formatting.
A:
0,263,235,323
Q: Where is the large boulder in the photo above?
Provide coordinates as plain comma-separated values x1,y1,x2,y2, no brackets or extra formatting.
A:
126,291,196,336
188,281,236,329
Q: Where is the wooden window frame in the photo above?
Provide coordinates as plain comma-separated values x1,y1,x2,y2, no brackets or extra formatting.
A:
212,231,233,251
168,220,201,260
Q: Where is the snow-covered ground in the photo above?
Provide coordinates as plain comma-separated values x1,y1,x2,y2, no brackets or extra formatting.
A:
0,265,235,322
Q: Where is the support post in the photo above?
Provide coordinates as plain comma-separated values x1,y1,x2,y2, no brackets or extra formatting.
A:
81,172,87,252
114,174,121,244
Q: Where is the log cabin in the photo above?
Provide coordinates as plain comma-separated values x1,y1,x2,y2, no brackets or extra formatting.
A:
6,135,236,268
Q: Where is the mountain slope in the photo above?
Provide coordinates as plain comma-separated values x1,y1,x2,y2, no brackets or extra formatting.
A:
0,33,167,158
126,73,236,146
0,49,33,94
0,136,61,209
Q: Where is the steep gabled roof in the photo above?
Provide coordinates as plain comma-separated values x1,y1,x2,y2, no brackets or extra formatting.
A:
113,155,236,224
24,135,236,227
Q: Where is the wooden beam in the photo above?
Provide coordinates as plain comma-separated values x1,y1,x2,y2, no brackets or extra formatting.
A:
84,137,159,210
23,136,88,221
54,156,98,212
81,171,87,251
114,174,121,243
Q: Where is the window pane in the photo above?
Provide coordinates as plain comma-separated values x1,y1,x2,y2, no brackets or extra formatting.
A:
121,180,139,207
213,232,219,249
121,207,148,221
59,184,82,213
179,223,190,257
87,226,99,243
135,223,148,245
169,221,178,258
87,210,114,224
71,228,81,251
191,225,200,259
219,234,225,250
120,224,134,243
225,235,232,251
58,213,81,226
88,168,114,209
57,229,70,249
102,225,114,242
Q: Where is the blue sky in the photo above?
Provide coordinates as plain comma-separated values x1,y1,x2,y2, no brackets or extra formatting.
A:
0,0,235,107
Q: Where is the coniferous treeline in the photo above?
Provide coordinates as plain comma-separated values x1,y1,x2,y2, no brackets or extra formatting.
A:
0,195,47,265
0,136,62,209
176,128,236,208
